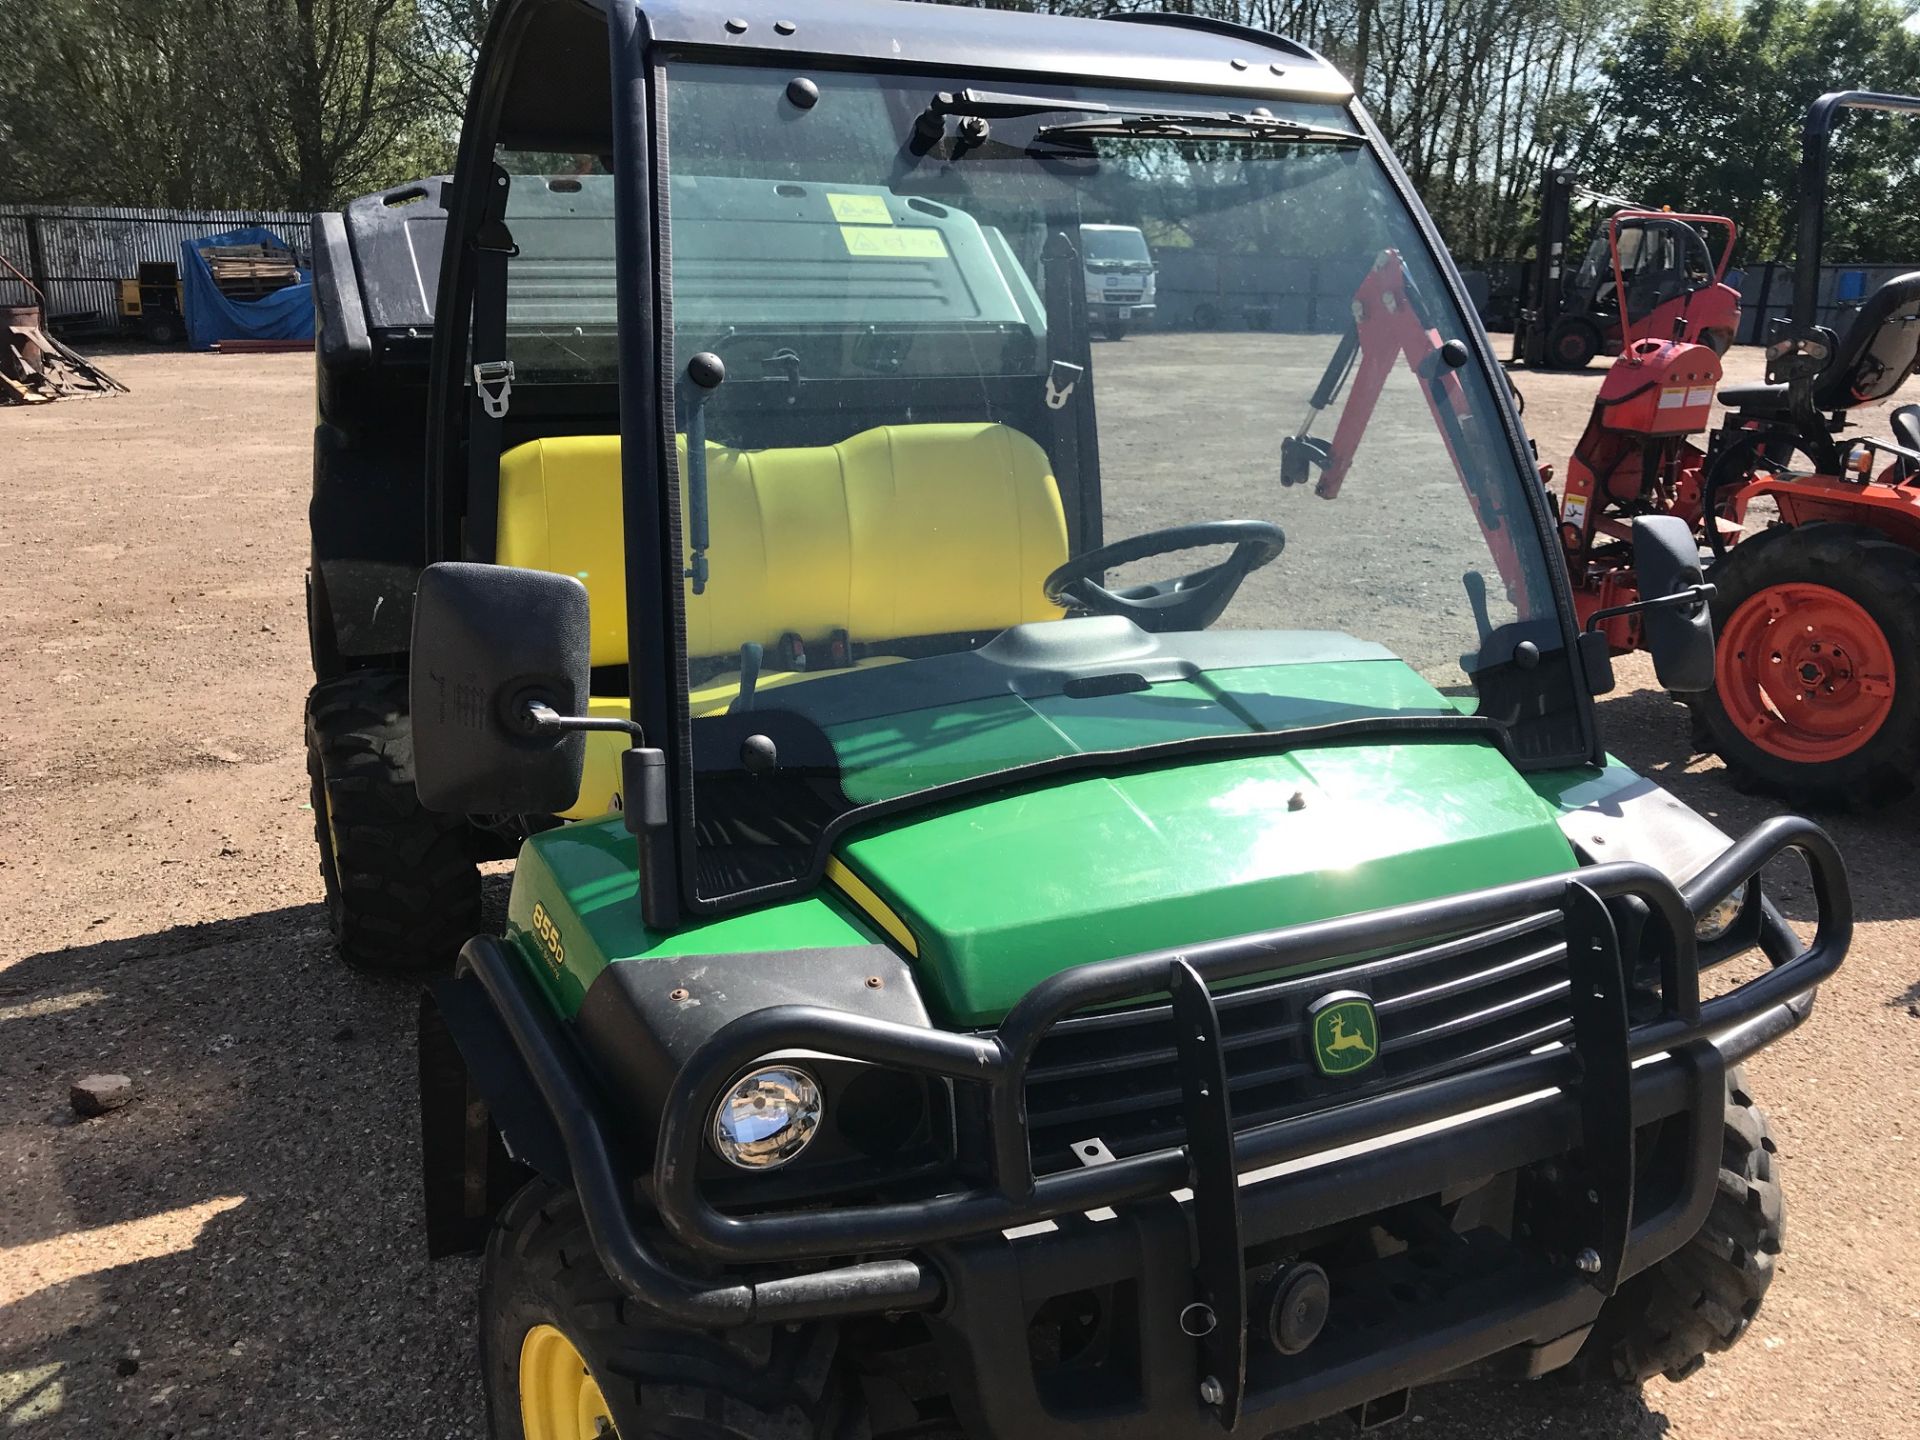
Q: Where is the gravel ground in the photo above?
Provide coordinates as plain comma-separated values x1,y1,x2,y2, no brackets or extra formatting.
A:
2,338,1918,1438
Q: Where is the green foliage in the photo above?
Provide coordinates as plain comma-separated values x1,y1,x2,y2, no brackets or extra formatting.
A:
1588,0,1920,262
0,0,469,208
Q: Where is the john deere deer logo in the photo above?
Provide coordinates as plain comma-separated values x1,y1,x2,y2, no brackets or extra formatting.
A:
1309,992,1379,1077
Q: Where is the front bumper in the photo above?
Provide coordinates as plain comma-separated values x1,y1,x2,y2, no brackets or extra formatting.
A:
461,815,1848,1432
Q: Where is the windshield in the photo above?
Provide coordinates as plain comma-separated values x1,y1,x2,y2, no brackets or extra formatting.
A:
662,63,1577,903
1571,218,1716,319
1081,225,1150,264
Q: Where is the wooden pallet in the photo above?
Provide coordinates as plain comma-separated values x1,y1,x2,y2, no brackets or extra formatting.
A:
204,244,298,300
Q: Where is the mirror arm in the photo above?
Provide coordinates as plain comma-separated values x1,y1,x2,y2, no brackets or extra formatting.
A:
524,703,669,834
525,700,644,740
1583,582,1715,632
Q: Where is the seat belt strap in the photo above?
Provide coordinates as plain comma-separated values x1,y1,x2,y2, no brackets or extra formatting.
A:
1040,229,1104,555
465,168,516,560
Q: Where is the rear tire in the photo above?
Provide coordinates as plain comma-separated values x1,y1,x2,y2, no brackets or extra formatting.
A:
1691,522,1920,809
305,669,480,972
481,1180,854,1440
1102,320,1129,341
1571,1068,1783,1385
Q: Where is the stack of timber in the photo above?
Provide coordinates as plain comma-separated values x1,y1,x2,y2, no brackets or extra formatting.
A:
203,243,299,300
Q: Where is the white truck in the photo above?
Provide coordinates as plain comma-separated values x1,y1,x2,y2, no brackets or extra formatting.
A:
1080,222,1156,339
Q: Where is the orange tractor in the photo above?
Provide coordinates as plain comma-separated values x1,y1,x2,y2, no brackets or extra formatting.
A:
1558,90,1920,807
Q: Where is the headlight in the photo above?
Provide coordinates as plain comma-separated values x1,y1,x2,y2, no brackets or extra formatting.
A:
710,1065,823,1170
1694,889,1746,942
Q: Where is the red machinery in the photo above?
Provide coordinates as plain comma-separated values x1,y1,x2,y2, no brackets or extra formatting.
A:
1555,336,1725,650
1587,210,1740,365
1557,91,1920,808
1514,168,1741,370
1283,250,1540,609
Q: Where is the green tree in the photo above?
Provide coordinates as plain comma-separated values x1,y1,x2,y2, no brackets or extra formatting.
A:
0,0,231,207
0,0,465,208
1587,0,1920,263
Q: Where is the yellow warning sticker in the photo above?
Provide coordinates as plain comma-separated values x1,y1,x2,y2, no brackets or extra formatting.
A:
841,226,948,259
827,193,893,225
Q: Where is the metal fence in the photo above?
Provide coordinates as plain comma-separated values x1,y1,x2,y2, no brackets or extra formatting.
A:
1730,261,1919,345
0,205,313,331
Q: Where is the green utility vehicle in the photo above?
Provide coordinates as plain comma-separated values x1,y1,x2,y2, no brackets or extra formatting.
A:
306,0,1852,1434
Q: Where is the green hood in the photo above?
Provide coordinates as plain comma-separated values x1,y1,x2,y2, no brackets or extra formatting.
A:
836,680,1576,1026
508,657,1578,1027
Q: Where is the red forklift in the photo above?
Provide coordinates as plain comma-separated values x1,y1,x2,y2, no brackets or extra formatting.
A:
1554,91,1920,807
1513,167,1741,370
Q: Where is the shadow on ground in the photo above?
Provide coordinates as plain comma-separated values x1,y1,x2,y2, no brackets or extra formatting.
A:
0,905,482,1437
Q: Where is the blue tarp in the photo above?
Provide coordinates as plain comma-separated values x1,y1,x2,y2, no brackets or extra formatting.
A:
180,226,314,350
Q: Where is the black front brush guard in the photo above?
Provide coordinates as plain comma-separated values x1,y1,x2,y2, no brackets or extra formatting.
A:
462,815,1848,1348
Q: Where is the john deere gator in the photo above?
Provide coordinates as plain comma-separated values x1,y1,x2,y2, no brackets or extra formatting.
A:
303,0,1852,1433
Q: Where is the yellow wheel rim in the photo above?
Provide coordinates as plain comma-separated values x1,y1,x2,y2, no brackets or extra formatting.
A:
519,1323,616,1439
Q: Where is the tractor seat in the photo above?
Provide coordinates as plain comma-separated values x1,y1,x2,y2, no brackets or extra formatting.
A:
1892,403,1920,454
494,421,1069,816
1720,270,1920,416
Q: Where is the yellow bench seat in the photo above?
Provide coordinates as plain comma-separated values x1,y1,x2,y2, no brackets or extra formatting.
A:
494,421,1069,816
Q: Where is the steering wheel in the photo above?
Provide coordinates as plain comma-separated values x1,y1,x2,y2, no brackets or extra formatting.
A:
1043,521,1285,633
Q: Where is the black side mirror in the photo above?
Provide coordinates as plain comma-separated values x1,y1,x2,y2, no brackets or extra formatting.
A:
1631,516,1715,692
410,562,591,814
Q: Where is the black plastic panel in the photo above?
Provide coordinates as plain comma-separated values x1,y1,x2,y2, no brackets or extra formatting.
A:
342,178,450,333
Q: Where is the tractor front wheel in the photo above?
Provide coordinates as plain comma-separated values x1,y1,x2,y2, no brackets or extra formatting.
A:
1692,522,1920,809
481,1181,855,1440
305,669,481,971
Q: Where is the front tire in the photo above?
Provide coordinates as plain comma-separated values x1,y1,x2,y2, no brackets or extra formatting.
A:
305,670,481,971
1543,317,1600,369
481,1181,852,1440
1692,522,1920,809
1572,1069,1783,1385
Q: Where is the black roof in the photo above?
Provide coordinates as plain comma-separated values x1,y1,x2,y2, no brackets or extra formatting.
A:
495,0,1351,148
639,0,1351,99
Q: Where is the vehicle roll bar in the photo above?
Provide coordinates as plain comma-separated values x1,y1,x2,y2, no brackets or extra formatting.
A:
1773,90,1920,422
1791,92,1920,338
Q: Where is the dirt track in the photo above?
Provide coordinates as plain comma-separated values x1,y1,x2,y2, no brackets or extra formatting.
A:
3,341,1919,1437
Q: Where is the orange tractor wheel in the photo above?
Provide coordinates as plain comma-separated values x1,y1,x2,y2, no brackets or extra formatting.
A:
1693,523,1920,809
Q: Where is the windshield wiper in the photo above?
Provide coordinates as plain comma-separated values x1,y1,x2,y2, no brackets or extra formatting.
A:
913,88,1362,149
1035,113,1363,145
